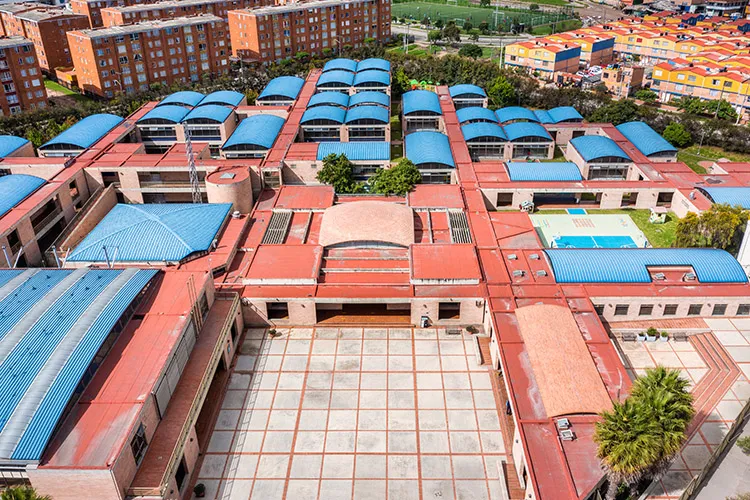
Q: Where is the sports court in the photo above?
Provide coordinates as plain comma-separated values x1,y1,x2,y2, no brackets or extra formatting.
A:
530,213,650,248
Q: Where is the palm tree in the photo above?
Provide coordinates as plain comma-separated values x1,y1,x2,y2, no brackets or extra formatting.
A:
0,486,51,500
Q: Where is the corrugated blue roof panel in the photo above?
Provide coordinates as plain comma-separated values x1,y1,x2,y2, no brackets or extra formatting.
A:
40,114,124,150
534,110,553,124
402,90,442,115
570,135,630,161
0,136,29,158
357,58,390,72
0,270,24,289
308,92,350,108
301,106,346,124
199,90,245,107
616,121,677,157
258,76,305,100
700,187,750,209
506,162,583,181
68,203,232,262
158,91,205,107
545,248,748,283
182,104,233,123
461,123,507,142
405,131,455,167
317,70,355,87
496,106,540,124
317,142,390,161
449,84,486,98
548,106,583,123
503,122,552,141
11,269,157,461
323,58,357,73
0,174,46,217
349,91,390,108
345,105,389,124
456,107,498,124
353,70,390,86
222,114,286,150
137,105,190,124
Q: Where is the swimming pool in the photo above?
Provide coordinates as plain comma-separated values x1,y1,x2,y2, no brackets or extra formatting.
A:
566,208,587,215
553,235,639,248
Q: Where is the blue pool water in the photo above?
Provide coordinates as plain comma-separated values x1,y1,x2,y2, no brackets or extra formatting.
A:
553,235,638,248
566,208,587,215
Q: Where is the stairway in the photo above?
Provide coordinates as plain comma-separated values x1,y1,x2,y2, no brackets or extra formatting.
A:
318,247,411,285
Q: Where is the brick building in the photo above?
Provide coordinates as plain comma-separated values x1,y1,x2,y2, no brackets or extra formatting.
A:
229,0,391,64
100,0,272,27
0,3,90,73
0,36,47,114
70,0,154,27
67,15,231,98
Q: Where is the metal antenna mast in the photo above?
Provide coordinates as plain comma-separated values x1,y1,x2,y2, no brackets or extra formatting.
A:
185,128,202,204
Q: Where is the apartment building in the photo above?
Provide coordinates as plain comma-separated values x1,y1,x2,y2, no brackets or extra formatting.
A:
652,60,750,111
0,3,89,73
71,0,155,27
228,0,391,64
601,63,645,98
99,0,272,27
67,15,230,98
0,36,47,114
504,40,581,80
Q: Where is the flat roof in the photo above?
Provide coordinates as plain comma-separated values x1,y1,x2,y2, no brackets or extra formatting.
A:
246,0,370,15
407,184,465,209
247,245,323,282
273,185,335,210
0,268,157,462
67,203,232,263
74,14,223,38
410,244,481,281
0,174,45,218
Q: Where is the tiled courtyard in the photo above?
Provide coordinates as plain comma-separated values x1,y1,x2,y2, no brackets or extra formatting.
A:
196,326,508,500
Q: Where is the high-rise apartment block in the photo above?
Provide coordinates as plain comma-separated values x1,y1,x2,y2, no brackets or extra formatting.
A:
100,0,273,27
67,15,230,98
228,0,391,64
0,36,47,114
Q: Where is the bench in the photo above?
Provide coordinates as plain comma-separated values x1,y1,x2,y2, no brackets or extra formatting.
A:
446,328,463,336
621,332,637,342
672,332,688,342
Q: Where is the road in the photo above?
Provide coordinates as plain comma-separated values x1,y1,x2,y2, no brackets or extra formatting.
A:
391,24,531,45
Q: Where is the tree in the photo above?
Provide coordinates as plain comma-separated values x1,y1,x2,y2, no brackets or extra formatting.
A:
662,122,691,148
443,22,462,42
470,31,480,42
368,158,422,196
480,0,491,6
713,99,738,121
529,3,540,10
391,67,412,97
434,19,443,29
478,21,490,33
316,154,364,194
675,96,705,115
487,75,516,108
463,21,474,32
427,30,443,50
458,44,483,60
634,88,658,102
588,99,639,125
1,487,51,500
674,203,748,253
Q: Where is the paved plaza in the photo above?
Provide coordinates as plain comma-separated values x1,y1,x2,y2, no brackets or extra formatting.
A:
196,326,508,500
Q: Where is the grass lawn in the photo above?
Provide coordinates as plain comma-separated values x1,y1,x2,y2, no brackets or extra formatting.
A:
588,209,679,248
392,1,568,28
538,146,566,162
44,78,91,103
677,145,750,175
388,44,442,56
530,19,582,36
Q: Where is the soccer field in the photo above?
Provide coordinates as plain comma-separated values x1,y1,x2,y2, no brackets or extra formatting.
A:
391,1,569,29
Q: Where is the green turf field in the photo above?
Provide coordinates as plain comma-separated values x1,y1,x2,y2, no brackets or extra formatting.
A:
392,1,570,30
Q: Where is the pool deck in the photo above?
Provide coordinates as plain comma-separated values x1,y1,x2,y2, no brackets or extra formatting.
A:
530,213,649,248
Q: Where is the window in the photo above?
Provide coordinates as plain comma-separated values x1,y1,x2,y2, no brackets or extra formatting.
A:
594,304,605,316
130,423,148,465
688,304,702,316
496,193,513,207
614,304,629,316
69,180,79,199
663,304,678,316
175,456,188,492
639,304,654,316
199,293,209,321
438,302,460,320
268,302,289,319
712,304,727,316
737,304,750,316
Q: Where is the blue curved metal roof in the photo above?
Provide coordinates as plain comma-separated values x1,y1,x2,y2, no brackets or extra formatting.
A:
0,174,45,217
461,122,507,142
570,135,631,162
402,90,442,115
545,248,748,284
137,105,189,123
182,104,233,123
308,92,350,108
548,106,584,123
317,70,355,87
495,106,540,124
503,122,552,142
405,131,455,167
456,107,498,123
40,114,124,150
158,90,205,107
353,69,390,86
199,90,245,107
345,105,389,124
258,76,305,100
616,121,677,157
301,105,346,124
357,58,390,72
534,110,553,124
506,162,582,181
349,91,390,108
699,187,750,209
68,203,232,262
323,58,357,73
222,114,286,150
449,84,486,98
317,142,390,161
0,136,29,157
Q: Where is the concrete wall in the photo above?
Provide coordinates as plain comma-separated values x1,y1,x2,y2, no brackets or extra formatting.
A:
592,295,750,322
55,185,118,259
205,174,254,214
28,468,123,500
